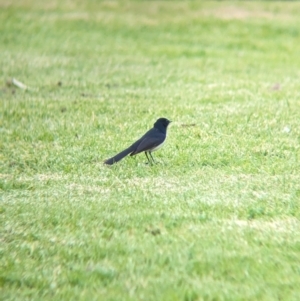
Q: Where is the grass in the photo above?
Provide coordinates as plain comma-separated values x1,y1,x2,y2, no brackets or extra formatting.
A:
1,1,300,300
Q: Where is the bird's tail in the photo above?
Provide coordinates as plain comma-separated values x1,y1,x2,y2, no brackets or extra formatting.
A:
104,146,135,165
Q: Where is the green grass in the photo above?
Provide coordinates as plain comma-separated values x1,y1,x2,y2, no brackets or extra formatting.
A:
1,1,300,300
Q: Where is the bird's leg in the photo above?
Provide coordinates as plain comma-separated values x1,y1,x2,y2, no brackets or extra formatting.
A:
149,152,156,164
145,152,152,164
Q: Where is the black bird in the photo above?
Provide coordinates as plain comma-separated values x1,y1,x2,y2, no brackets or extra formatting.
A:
104,117,171,165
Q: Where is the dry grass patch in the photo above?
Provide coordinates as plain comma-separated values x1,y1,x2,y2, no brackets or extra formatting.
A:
230,218,300,233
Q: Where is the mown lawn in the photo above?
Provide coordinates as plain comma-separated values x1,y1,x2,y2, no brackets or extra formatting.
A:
1,1,300,300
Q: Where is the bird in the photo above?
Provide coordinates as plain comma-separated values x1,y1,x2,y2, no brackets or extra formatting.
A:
104,117,171,165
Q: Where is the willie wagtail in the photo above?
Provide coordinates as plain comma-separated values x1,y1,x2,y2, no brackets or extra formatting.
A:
104,117,171,165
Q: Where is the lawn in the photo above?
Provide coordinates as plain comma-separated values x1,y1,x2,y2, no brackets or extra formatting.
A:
1,1,300,300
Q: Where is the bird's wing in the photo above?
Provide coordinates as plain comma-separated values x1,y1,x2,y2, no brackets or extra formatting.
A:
131,132,165,155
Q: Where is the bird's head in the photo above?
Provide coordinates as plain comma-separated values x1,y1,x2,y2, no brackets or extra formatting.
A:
154,117,171,129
